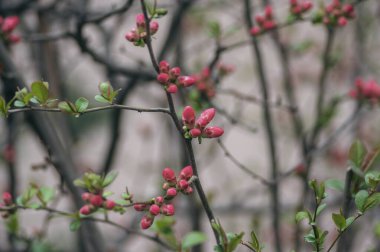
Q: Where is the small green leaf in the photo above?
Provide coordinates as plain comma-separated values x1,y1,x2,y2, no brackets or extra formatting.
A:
58,101,74,113
29,203,41,209
98,82,113,99
182,231,207,250
349,140,366,168
332,213,346,231
250,230,261,251
14,100,26,107
346,217,355,227
94,94,110,104
316,203,327,216
31,81,49,104
227,232,244,252
70,219,81,232
102,171,118,187
75,97,89,113
355,190,369,212
39,187,55,204
363,192,380,211
73,179,86,188
0,96,8,117
5,214,19,234
296,211,310,223
325,179,344,191
208,21,221,38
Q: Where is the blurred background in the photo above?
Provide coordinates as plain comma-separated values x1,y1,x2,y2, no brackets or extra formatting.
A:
0,0,380,251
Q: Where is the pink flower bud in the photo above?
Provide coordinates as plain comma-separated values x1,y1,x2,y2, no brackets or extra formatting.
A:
140,215,154,229
196,108,216,128
264,5,273,19
263,20,276,30
166,188,177,198
161,204,175,216
104,200,116,210
81,192,91,201
302,2,313,11
90,195,103,207
250,26,261,36
183,186,193,195
157,73,169,84
348,89,357,98
178,76,195,87
3,145,15,163
182,106,196,129
162,167,176,182
292,6,302,15
2,192,12,206
290,0,298,6
2,16,19,33
255,15,265,24
80,205,92,215
202,126,224,138
8,34,20,43
338,17,347,27
167,84,178,94
178,179,189,190
150,21,159,35
149,204,160,216
162,182,170,190
343,4,354,14
125,30,139,42
136,13,146,29
155,196,164,205
134,203,148,211
179,166,193,180
169,67,181,79
159,61,170,73
190,128,201,138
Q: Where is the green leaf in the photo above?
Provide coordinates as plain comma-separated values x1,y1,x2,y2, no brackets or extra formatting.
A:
0,96,8,117
208,21,221,38
31,81,49,104
349,140,366,168
227,232,244,252
325,179,344,191
296,211,310,223
374,222,380,238
73,179,86,188
58,101,74,113
39,187,55,204
332,213,346,231
250,230,261,251
355,190,369,212
316,203,327,216
102,171,118,187
5,213,19,234
182,232,207,250
346,217,355,227
29,203,41,209
69,219,81,232
363,192,380,211
98,82,113,98
365,172,380,189
94,94,110,104
14,100,26,107
75,97,89,113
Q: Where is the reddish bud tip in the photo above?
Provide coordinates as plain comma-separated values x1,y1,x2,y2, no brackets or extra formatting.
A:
189,128,201,138
182,106,196,129
179,166,193,180
2,192,12,206
196,108,216,128
104,200,116,210
338,17,347,27
81,192,91,202
250,26,261,36
134,203,148,212
161,204,175,216
302,2,313,11
150,21,159,35
80,205,92,215
162,167,176,182
140,215,154,229
2,16,19,33
167,84,178,94
183,186,193,195
169,67,181,78
159,61,170,73
125,30,139,42
90,195,103,207
149,204,160,216
255,15,265,24
178,76,196,87
202,126,224,138
166,188,177,198
136,14,146,29
157,73,169,84
155,196,164,205
178,180,189,190
264,5,273,19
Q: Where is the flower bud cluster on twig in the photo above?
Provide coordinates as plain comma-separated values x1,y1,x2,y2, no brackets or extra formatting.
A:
0,16,20,44
125,13,159,47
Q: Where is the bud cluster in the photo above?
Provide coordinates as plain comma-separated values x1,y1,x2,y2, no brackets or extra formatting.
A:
322,1,355,27
0,16,20,44
250,6,277,36
134,166,195,229
289,0,313,17
182,106,224,140
349,78,380,103
157,61,195,93
193,64,234,98
2,192,13,206
125,13,159,47
79,192,116,215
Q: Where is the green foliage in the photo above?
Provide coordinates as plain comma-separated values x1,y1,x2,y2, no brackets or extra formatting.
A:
95,82,120,104
208,21,221,39
152,217,178,248
58,97,89,117
69,219,81,232
0,96,8,117
211,220,245,252
332,213,346,231
349,140,367,168
31,81,49,105
325,179,344,192
182,232,207,250
74,171,118,193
